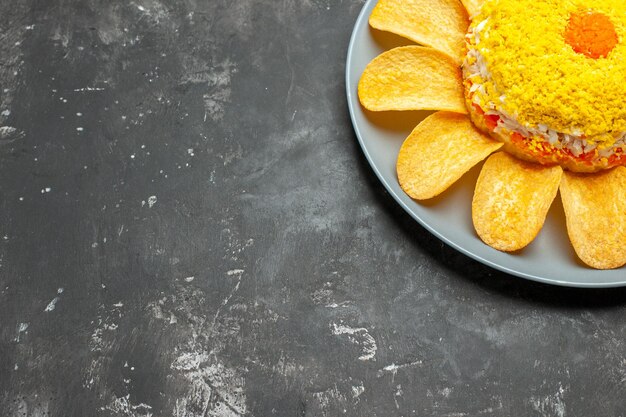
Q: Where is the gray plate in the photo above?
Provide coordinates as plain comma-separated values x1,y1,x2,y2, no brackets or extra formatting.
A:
346,0,626,288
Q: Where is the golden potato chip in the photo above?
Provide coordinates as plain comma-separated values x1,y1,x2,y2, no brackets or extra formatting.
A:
397,112,501,200
461,0,483,18
560,167,626,269
369,0,469,63
358,46,466,113
472,152,562,252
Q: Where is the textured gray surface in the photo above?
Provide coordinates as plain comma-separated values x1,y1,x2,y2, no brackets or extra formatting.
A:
1,0,626,416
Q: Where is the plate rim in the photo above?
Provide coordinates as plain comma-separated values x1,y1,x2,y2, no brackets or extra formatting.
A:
345,0,626,289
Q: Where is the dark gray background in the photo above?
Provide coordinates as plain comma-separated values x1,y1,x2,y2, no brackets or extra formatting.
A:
1,0,625,416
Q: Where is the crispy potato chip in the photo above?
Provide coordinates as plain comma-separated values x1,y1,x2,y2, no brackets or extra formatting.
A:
560,167,626,269
358,46,467,113
461,0,483,18
472,152,562,252
397,112,502,200
369,0,469,62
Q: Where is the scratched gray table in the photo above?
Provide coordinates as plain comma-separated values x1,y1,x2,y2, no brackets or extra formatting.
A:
1,1,626,416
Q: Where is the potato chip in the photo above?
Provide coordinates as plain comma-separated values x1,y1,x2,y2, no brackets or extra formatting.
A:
461,0,483,18
560,167,626,269
472,152,562,252
358,46,467,113
369,0,469,62
397,112,501,200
